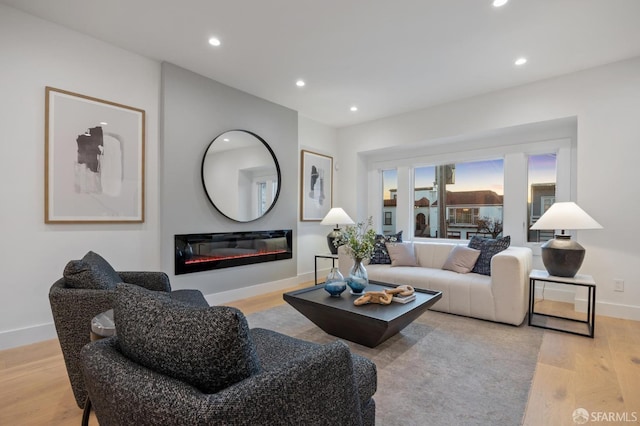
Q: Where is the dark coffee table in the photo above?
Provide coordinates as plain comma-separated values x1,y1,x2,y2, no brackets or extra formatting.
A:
283,281,442,347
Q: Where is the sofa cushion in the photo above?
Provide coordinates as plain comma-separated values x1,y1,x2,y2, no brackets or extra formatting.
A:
63,251,122,290
468,235,511,275
442,245,481,274
386,242,417,267
414,243,456,269
370,231,402,264
114,283,261,394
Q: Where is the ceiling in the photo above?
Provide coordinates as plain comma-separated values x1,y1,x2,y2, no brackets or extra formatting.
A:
4,0,640,128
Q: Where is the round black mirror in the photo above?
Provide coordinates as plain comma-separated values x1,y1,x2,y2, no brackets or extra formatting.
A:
201,130,281,222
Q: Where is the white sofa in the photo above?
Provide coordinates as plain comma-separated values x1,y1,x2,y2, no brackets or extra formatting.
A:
338,241,533,326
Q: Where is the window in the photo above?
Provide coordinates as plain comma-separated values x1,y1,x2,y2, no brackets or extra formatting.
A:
527,153,557,242
382,169,397,234
369,129,572,246
414,159,504,240
384,211,392,225
257,181,267,215
448,208,479,225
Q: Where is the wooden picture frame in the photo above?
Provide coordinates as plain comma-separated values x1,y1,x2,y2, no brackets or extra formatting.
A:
300,150,332,221
45,87,145,223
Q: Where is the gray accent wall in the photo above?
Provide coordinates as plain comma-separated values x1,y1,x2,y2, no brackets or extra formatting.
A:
161,62,297,294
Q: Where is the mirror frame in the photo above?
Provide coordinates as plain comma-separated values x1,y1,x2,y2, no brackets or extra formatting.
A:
201,129,281,222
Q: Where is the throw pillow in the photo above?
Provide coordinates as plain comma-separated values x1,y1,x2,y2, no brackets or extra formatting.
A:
385,242,417,267
442,245,481,274
369,231,403,264
468,235,511,276
63,251,122,290
114,283,261,394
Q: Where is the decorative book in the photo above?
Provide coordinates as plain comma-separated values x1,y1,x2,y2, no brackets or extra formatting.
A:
392,294,416,304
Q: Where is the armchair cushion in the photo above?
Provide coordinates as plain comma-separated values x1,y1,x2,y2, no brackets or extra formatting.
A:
81,336,367,426
63,251,122,290
114,284,261,393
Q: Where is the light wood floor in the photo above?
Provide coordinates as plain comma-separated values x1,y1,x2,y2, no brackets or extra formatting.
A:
1,284,638,426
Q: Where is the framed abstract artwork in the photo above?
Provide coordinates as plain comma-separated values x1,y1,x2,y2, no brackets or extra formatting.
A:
300,150,332,221
45,87,145,223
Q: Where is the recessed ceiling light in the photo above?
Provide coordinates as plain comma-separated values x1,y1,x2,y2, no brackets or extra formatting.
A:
350,106,358,112
492,0,508,7
514,57,528,66
223,138,230,142
296,79,306,87
208,37,221,47
100,121,108,126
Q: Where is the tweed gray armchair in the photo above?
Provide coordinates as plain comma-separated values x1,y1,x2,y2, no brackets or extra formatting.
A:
49,252,208,409
79,283,377,425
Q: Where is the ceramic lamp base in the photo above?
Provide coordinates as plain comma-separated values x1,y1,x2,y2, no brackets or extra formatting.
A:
540,234,585,277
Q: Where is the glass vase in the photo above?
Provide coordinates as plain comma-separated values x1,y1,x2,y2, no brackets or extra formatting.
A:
324,267,347,297
347,258,368,295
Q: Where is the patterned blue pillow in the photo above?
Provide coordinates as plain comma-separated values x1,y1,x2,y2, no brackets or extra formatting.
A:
468,235,511,276
369,231,403,264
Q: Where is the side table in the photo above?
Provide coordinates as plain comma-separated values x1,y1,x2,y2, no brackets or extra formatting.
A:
528,269,596,338
90,309,115,341
314,253,339,285
84,309,116,426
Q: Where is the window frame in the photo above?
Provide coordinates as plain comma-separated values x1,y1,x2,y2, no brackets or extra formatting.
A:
368,137,574,248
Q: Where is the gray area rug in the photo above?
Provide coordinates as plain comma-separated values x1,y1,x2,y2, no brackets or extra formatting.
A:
247,304,543,426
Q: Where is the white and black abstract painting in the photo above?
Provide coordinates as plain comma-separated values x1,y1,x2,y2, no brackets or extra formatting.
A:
300,150,332,221
45,87,145,223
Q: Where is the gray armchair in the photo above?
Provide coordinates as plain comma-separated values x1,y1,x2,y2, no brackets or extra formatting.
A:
79,283,377,425
49,251,208,409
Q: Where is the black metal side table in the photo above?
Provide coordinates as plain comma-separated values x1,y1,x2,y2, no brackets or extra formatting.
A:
528,269,596,338
314,253,339,285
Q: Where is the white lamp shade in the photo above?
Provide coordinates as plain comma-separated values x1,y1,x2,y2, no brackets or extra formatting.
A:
530,202,602,231
320,208,355,226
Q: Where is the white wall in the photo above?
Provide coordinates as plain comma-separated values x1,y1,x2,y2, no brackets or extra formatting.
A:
0,5,162,349
336,57,640,320
297,116,340,281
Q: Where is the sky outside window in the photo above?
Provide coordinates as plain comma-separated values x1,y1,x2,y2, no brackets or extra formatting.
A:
415,159,504,194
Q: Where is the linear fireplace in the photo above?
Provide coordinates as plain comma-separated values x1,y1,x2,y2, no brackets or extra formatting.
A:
175,230,293,275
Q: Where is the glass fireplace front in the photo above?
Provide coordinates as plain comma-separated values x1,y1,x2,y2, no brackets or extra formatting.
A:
175,230,292,275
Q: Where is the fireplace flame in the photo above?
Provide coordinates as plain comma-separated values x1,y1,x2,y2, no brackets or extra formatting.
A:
184,249,288,265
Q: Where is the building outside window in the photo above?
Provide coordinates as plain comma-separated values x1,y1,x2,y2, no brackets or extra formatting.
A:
381,169,397,234
527,153,557,242
412,159,504,239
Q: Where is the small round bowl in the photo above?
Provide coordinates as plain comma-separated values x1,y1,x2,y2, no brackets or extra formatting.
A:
324,281,347,297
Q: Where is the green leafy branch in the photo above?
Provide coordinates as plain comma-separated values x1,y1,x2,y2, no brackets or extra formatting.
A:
334,217,377,261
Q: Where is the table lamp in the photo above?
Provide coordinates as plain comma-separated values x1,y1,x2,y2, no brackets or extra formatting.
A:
530,201,602,277
320,207,355,254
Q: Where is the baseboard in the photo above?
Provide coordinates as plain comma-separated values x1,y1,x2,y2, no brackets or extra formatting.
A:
7,274,635,351
204,274,314,305
0,323,57,351
576,298,640,321
0,275,313,351
535,285,640,321
533,285,575,303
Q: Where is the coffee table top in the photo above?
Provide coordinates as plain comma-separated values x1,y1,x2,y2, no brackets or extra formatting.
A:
284,281,441,322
